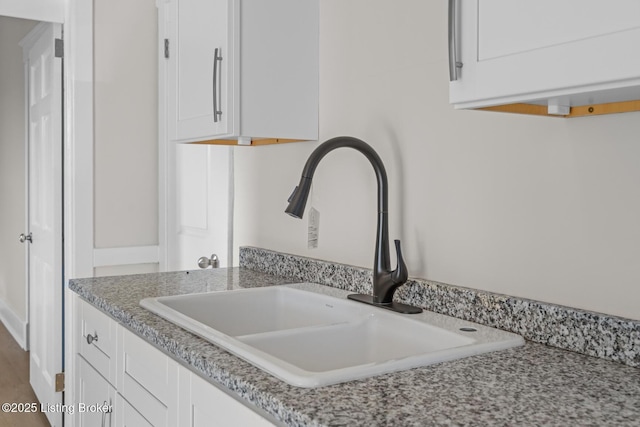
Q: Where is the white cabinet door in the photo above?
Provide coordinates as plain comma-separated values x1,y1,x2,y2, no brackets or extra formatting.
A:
168,0,233,141
114,394,153,427
450,0,640,109
178,366,276,427
117,327,178,427
76,356,115,427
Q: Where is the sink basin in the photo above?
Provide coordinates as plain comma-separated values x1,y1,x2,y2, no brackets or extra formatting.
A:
141,284,524,387
145,285,362,337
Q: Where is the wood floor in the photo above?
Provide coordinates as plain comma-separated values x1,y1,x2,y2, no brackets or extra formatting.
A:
0,322,50,427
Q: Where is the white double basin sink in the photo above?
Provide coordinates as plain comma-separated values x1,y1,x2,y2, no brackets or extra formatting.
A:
140,284,524,388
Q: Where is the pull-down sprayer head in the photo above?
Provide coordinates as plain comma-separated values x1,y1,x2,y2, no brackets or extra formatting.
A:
285,177,312,219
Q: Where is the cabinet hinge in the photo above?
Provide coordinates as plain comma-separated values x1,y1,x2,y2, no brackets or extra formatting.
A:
55,372,64,392
54,38,63,58
164,38,170,59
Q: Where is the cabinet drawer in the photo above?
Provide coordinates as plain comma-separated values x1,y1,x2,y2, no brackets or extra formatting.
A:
117,328,177,427
78,299,118,385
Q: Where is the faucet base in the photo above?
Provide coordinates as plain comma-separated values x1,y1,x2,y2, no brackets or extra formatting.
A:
348,294,423,314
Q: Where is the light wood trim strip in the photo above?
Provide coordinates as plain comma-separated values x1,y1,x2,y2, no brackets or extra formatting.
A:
567,100,640,117
477,99,640,118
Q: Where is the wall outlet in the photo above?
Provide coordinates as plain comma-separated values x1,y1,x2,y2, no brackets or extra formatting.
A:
308,207,319,249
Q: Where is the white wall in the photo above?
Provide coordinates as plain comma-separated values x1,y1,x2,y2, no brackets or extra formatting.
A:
0,16,38,327
93,0,159,271
234,0,640,320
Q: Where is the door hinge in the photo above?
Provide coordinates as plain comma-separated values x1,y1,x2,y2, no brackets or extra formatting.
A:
164,38,169,59
54,38,64,58
55,372,64,392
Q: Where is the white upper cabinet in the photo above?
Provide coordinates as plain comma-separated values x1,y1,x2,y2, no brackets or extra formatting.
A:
165,0,319,145
168,0,231,139
449,0,640,116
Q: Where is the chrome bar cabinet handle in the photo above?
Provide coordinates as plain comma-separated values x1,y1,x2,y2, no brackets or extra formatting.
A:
213,48,223,122
448,0,463,81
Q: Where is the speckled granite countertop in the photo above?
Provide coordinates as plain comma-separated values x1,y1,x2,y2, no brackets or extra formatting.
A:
69,266,640,426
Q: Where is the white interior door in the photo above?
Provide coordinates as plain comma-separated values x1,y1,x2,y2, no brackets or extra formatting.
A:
168,143,232,271
26,22,63,427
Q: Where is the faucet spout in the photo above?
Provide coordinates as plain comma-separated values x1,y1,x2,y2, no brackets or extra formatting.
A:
285,136,421,314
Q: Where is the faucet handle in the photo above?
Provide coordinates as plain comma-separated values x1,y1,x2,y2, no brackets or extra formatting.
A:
392,239,408,285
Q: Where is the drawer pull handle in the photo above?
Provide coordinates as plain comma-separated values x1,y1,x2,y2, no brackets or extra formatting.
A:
86,332,98,345
101,399,112,427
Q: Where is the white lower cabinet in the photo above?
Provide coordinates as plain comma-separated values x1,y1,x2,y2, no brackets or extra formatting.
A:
72,297,276,427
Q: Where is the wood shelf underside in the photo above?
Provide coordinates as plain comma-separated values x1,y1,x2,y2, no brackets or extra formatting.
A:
478,99,640,118
186,100,640,147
